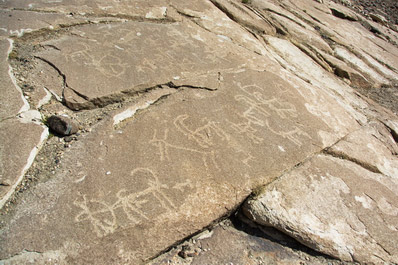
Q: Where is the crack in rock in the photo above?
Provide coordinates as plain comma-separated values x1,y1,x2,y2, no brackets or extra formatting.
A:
113,81,220,126
323,148,382,174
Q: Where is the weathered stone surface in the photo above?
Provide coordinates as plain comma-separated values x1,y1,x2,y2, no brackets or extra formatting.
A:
208,0,276,35
0,66,363,263
0,9,85,38
263,35,368,126
266,0,398,80
150,222,346,265
317,49,372,88
171,0,272,55
36,21,249,110
327,122,398,178
244,125,398,264
257,2,333,54
0,0,170,20
329,1,359,21
0,38,28,120
369,13,388,26
1,0,398,264
0,112,48,209
23,58,65,108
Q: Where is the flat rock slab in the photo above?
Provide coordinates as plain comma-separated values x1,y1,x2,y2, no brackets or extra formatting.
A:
0,113,48,209
0,0,170,19
37,21,246,110
0,9,85,38
0,38,27,120
2,0,398,264
244,125,398,264
0,67,361,263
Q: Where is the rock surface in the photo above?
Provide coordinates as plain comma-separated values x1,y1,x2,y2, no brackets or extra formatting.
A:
0,9,86,38
150,220,352,265
0,0,398,264
0,36,48,210
0,112,48,209
0,38,27,120
244,123,398,264
1,67,356,263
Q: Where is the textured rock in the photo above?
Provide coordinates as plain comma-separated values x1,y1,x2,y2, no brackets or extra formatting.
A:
0,9,85,37
150,223,341,265
244,125,398,264
36,21,248,110
281,0,398,75
0,0,171,20
327,122,398,178
0,66,362,263
0,113,48,209
0,0,398,264
47,115,79,136
0,38,28,120
329,2,359,21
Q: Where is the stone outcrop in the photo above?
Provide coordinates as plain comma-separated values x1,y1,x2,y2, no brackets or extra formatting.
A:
0,0,398,264
243,124,398,263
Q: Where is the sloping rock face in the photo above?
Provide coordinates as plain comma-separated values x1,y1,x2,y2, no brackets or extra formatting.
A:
0,0,398,264
243,125,398,263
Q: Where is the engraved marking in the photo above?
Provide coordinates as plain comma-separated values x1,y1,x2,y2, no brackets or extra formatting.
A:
172,179,194,192
75,175,87,183
242,153,255,167
265,120,311,146
66,42,128,78
230,82,308,146
74,168,178,237
174,114,230,148
74,195,117,237
150,129,219,171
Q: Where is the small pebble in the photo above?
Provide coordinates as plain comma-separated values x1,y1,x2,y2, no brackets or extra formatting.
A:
64,136,73,142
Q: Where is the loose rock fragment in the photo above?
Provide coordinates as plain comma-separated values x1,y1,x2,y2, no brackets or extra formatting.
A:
47,115,79,136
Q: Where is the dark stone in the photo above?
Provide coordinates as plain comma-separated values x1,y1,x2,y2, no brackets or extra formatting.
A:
47,115,79,136
178,245,197,259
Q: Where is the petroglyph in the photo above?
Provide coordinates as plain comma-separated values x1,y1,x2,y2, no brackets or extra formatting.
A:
230,82,309,146
74,168,180,237
65,42,129,79
265,120,311,146
242,153,255,167
230,119,265,144
150,129,219,171
74,195,118,238
174,114,230,148
172,179,194,192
